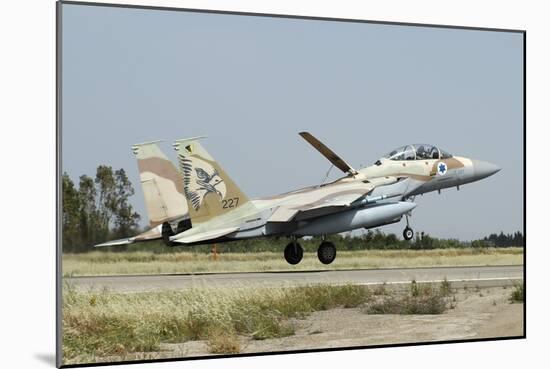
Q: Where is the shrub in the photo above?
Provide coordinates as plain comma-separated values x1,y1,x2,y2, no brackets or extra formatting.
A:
207,328,241,354
364,281,449,315
510,283,524,303
439,277,452,297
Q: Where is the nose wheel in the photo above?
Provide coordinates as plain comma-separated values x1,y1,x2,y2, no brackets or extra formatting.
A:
403,213,414,241
403,227,414,241
284,241,303,265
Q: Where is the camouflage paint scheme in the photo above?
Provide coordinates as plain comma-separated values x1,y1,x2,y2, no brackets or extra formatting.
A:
167,134,498,245
96,133,499,252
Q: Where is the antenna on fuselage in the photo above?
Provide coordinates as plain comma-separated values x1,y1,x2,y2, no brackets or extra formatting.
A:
318,164,335,187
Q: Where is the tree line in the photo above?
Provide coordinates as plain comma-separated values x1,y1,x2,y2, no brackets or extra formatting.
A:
480,231,524,248
62,166,141,253
100,229,524,255
206,229,524,254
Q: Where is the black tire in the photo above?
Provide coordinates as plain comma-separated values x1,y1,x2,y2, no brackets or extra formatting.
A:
284,242,303,265
403,227,414,241
317,241,337,264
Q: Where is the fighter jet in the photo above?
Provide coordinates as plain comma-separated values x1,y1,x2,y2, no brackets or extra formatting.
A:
158,132,500,264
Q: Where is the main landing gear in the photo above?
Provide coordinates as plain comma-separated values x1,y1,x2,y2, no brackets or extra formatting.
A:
284,240,303,265
284,237,337,265
317,241,336,264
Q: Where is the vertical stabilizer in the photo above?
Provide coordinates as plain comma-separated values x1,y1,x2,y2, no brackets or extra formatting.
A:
132,141,188,228
173,137,249,225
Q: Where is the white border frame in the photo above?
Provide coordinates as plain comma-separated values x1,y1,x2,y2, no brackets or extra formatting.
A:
2,1,546,369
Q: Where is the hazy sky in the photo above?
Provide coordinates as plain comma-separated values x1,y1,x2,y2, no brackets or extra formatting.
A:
61,4,524,240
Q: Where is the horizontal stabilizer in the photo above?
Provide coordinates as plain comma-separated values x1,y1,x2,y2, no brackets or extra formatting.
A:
170,226,239,244
94,238,137,247
93,225,164,247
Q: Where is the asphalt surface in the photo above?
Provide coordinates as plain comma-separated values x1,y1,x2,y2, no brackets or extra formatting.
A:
65,265,523,292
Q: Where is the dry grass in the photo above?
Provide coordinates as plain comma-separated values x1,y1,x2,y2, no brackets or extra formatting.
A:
63,248,524,276
364,280,454,315
62,283,371,364
61,278,467,365
207,328,241,354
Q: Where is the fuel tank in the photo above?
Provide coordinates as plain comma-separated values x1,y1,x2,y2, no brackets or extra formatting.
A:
292,201,416,236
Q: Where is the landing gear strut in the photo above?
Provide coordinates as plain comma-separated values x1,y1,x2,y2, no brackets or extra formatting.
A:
317,241,337,264
284,239,303,265
403,214,414,241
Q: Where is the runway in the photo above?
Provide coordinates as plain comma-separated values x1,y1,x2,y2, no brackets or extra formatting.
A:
65,265,523,292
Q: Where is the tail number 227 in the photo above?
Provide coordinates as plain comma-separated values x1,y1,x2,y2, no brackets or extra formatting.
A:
222,197,239,209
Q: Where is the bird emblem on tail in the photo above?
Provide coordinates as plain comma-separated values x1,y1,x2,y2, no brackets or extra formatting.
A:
180,156,227,211
195,167,224,197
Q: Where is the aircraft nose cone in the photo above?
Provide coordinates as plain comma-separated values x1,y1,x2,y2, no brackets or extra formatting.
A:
472,159,501,181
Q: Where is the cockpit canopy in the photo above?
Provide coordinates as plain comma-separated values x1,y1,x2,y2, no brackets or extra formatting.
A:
383,144,452,161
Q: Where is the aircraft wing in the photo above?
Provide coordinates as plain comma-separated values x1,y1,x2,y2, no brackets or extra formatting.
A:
268,176,420,223
270,191,369,222
299,132,358,175
268,207,300,222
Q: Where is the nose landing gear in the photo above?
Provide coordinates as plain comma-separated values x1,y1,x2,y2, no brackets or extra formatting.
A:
402,213,414,241
403,226,414,241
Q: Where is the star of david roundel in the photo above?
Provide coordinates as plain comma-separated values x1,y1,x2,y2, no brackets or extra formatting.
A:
437,162,448,176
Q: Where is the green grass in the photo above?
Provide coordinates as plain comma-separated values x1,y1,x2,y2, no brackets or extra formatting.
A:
62,283,371,364
509,283,524,303
63,248,524,276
